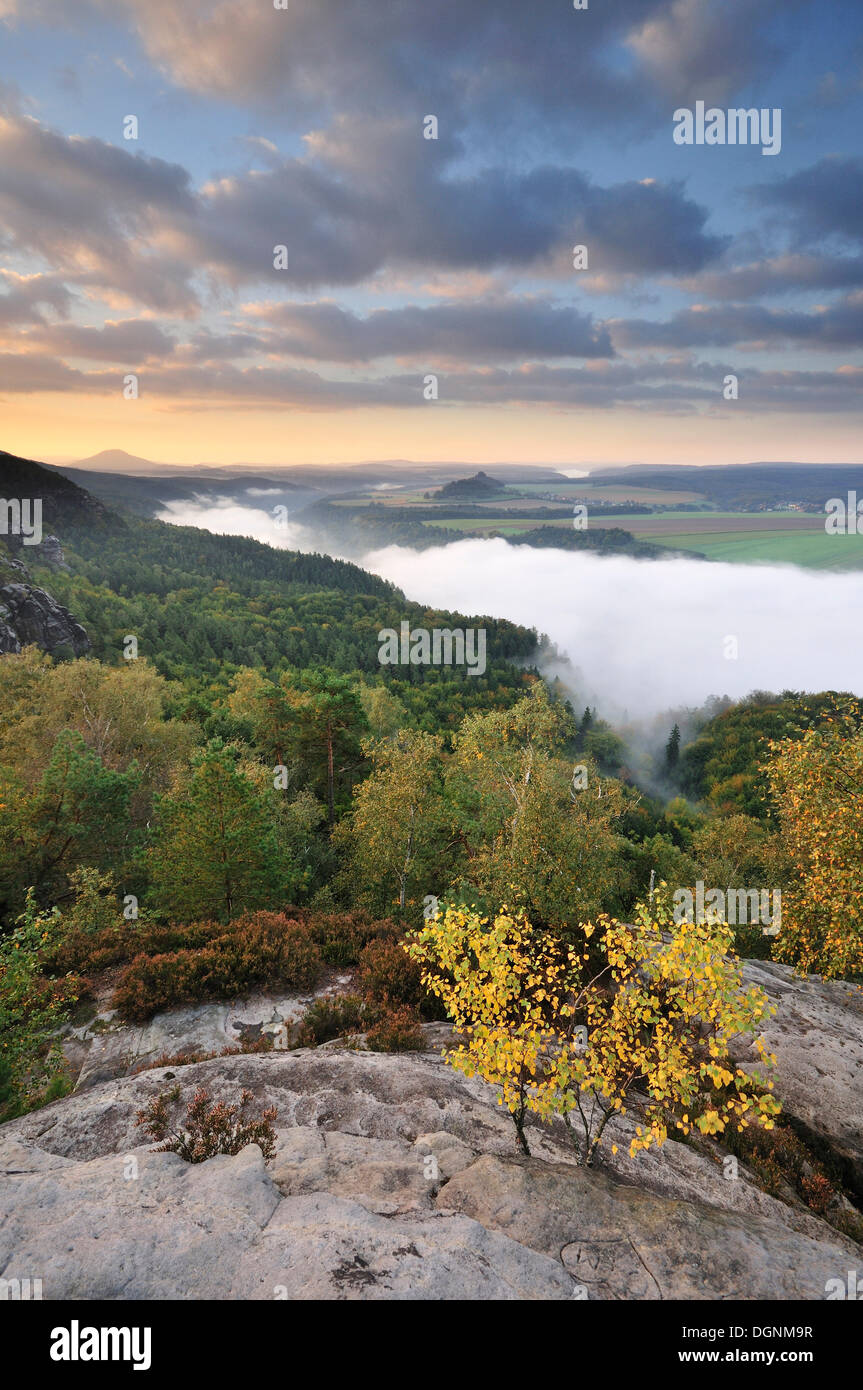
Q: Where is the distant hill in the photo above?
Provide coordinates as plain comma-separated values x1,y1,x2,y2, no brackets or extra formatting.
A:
66,449,183,476
47,465,315,520
587,462,863,509
0,449,108,532
435,471,509,500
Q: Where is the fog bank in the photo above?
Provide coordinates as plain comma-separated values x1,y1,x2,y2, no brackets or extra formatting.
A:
157,498,863,719
361,539,863,719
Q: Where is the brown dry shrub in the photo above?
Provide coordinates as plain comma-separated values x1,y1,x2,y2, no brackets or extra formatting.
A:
136,1085,277,1163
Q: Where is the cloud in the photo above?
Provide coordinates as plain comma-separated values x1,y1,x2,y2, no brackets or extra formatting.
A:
0,113,197,311
678,254,863,300
188,144,727,287
0,0,678,136
244,298,613,363
612,295,863,350
0,351,111,392
0,0,856,430
17,317,175,362
0,109,726,312
0,269,74,324
1,343,859,413
9,0,814,164
754,157,863,247
626,0,802,106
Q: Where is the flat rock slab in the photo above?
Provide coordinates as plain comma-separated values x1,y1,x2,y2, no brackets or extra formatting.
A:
438,1153,856,1301
1,1047,859,1300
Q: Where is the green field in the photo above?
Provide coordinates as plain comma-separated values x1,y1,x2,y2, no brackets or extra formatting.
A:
630,529,863,569
420,507,863,567
514,481,705,505
327,486,860,568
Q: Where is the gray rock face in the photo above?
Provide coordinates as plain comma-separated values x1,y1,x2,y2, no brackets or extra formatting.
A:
0,580,89,656
0,1041,859,1300
63,980,355,1092
439,1153,856,1301
61,958,863,1202
32,534,70,571
736,959,863,1198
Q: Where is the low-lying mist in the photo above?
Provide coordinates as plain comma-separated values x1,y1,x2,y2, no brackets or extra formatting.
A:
158,498,863,720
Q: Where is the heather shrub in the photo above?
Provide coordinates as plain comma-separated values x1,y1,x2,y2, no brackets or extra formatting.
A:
136,1086,277,1163
47,911,224,978
114,911,323,1021
365,1005,425,1053
358,935,447,1022
290,931,442,1052
295,993,365,1046
294,935,439,1051
725,1117,862,1239
306,910,398,966
358,936,423,1010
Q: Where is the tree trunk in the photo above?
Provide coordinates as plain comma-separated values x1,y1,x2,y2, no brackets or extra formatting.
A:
326,728,335,825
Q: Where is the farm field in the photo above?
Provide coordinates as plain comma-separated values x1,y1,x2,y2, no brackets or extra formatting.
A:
514,481,705,505
582,510,863,568
420,508,863,567
628,528,863,568
310,478,863,569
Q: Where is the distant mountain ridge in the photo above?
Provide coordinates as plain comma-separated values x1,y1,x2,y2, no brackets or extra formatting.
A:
0,449,106,531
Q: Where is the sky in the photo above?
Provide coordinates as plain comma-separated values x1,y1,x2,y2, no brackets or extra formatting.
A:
1,0,863,468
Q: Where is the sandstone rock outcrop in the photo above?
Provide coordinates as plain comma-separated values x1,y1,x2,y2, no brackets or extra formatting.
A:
0,580,89,656
1,1025,859,1299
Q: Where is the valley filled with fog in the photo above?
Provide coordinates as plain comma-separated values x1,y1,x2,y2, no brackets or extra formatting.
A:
158,496,863,720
